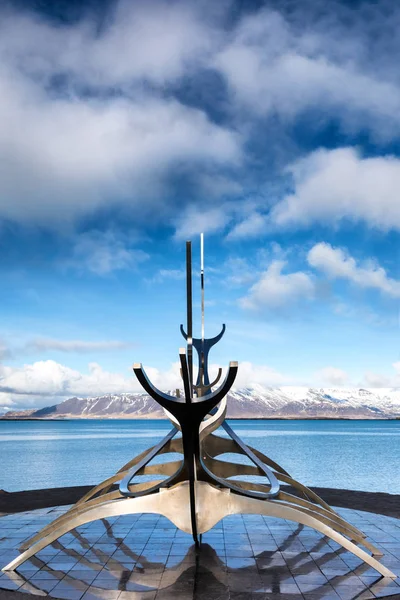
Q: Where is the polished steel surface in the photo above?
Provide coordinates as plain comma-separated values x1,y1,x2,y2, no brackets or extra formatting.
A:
119,427,181,498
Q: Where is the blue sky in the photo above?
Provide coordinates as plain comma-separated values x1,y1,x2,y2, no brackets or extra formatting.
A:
0,0,400,410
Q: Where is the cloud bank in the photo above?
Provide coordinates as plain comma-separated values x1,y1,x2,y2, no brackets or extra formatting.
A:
240,261,315,310
308,243,400,298
24,339,131,353
1,357,398,412
0,359,286,409
1,1,400,237
271,148,400,232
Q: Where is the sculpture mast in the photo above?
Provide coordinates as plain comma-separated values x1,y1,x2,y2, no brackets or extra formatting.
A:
181,235,225,392
201,232,205,344
200,233,205,388
186,241,193,396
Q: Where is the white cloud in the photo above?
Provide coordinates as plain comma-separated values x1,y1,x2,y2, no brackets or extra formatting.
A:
393,361,400,375
363,371,391,388
362,362,400,388
2,1,400,239
224,257,256,287
0,359,183,409
0,342,10,361
4,2,400,235
0,1,214,89
233,361,288,388
0,3,240,230
69,230,148,275
174,205,232,240
0,89,239,228
270,148,400,231
0,360,127,408
317,366,349,387
226,212,266,240
214,7,400,138
240,260,315,310
197,174,243,200
141,362,182,393
0,360,130,400
308,243,400,297
150,269,185,284
24,339,131,354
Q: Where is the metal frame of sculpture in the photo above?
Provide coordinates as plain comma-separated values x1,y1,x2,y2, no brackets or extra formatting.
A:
2,237,396,579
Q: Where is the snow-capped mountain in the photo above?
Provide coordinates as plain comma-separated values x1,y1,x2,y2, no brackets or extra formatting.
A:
2,386,400,419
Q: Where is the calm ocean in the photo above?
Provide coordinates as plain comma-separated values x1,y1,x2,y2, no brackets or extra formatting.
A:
0,419,399,493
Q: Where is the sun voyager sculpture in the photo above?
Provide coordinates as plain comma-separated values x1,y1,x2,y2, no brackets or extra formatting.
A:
3,236,396,579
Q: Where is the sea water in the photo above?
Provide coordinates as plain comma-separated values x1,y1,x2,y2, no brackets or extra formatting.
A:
0,419,399,493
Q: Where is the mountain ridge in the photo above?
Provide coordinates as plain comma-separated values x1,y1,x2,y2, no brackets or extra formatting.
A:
2,386,400,419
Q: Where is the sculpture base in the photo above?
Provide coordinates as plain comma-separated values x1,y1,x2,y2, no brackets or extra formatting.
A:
0,502,399,599
1,481,397,578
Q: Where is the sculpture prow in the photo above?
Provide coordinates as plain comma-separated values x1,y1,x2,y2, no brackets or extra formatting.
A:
180,323,226,346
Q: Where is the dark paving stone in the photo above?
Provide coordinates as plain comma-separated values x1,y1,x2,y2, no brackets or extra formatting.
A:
0,578,23,591
118,592,156,600
82,589,121,599
303,590,341,600
50,581,88,599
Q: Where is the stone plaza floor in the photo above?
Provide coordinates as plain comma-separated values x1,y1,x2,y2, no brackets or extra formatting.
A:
0,505,399,599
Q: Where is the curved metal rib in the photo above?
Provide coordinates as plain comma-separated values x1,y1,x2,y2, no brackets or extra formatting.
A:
180,324,226,346
133,363,179,411
200,423,280,500
203,434,291,477
195,362,238,411
194,367,222,397
208,368,223,388
276,472,334,514
199,398,227,441
119,427,181,497
200,445,280,500
209,368,222,387
222,420,280,497
200,457,274,500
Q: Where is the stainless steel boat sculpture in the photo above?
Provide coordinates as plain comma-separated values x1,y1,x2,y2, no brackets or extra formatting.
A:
2,237,396,578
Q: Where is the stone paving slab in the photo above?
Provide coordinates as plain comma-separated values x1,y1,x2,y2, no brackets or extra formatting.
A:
0,505,399,599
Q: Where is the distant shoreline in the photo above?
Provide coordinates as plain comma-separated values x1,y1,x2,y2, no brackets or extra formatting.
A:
3,387,399,421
